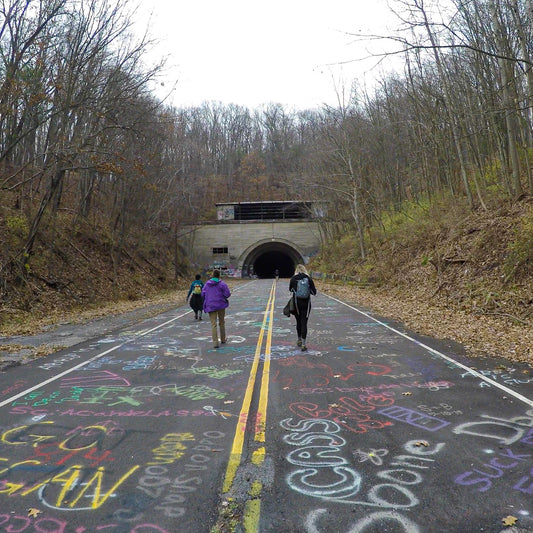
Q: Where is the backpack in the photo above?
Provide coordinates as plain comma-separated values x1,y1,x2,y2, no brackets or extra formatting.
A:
295,277,311,298
193,284,202,295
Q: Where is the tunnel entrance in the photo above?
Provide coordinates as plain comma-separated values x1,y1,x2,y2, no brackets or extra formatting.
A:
241,241,303,278
253,251,294,278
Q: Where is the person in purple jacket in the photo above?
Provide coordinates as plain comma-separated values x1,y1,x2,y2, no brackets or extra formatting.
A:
201,269,231,349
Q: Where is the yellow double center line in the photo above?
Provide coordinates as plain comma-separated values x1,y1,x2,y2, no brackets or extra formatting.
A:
221,281,276,529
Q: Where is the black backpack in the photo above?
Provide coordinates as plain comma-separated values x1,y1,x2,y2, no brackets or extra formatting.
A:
295,277,311,298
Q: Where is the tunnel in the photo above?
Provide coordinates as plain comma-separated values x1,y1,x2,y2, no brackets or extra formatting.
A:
241,241,303,278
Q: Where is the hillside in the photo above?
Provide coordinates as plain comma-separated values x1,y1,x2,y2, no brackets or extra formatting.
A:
1,195,532,367
312,196,533,365
0,213,186,335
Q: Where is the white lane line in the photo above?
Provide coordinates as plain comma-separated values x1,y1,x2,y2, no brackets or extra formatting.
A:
324,293,533,408
0,280,258,409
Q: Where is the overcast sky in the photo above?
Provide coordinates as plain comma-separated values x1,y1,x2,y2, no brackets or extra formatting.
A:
135,0,400,110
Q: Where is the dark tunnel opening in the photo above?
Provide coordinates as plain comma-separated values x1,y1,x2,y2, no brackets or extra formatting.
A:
252,251,295,278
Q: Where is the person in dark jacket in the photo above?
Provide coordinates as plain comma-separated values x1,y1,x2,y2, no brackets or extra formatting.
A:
186,274,204,320
202,269,231,348
289,264,317,351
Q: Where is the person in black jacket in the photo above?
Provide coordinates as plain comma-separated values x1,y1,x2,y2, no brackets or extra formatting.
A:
186,274,204,320
289,264,317,351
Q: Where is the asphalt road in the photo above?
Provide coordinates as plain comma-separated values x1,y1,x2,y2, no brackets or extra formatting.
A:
0,279,532,533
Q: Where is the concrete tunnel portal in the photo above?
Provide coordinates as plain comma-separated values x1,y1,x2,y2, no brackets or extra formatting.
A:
242,241,304,278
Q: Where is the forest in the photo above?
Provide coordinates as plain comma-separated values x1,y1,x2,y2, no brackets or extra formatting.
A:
1,0,533,324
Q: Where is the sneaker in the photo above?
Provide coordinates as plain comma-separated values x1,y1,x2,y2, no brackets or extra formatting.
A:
297,339,302,347
301,345,307,352
221,340,226,344
199,315,202,320
214,345,219,349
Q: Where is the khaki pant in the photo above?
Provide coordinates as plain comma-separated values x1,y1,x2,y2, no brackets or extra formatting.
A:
209,309,226,347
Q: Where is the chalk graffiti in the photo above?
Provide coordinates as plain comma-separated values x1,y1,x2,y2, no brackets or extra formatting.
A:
378,406,450,432
290,397,393,434
186,366,242,379
0,462,139,509
353,448,389,466
281,418,445,509
0,514,172,533
149,433,195,465
417,403,462,417
455,448,531,492
306,508,420,533
453,410,533,445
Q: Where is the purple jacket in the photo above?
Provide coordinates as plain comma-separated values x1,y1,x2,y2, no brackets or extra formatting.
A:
201,278,231,312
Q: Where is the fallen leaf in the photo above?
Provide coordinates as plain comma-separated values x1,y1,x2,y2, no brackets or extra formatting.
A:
330,403,340,408
403,392,412,396
333,374,341,378
415,441,429,447
502,515,517,526
224,400,234,404
27,509,41,518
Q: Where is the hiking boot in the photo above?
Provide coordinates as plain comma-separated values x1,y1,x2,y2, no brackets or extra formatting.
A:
301,344,307,352
297,339,302,347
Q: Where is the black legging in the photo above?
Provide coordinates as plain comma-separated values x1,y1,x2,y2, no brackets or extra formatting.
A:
295,297,310,340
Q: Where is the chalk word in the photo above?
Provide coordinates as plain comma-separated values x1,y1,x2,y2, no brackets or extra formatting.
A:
27,443,113,468
39,353,82,370
149,433,195,465
274,358,393,389
123,355,158,371
1,380,27,397
464,369,533,386
299,380,454,395
290,397,393,434
417,404,462,417
0,462,139,510
55,408,216,418
1,420,142,453
306,508,420,533
378,406,450,431
0,514,171,533
452,409,533,445
186,366,242,379
281,417,445,508
112,431,225,521
85,356,124,370
455,448,531,492
12,388,83,407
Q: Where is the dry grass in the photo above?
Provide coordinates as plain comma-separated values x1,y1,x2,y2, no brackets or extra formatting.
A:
0,289,188,337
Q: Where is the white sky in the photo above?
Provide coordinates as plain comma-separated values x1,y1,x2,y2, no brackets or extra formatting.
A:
135,0,400,110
